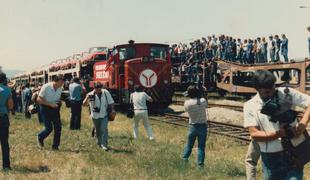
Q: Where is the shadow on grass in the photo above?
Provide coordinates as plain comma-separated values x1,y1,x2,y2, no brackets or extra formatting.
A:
12,165,50,174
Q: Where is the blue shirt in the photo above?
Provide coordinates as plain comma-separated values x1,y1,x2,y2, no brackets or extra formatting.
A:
22,87,32,102
0,84,12,114
69,82,83,101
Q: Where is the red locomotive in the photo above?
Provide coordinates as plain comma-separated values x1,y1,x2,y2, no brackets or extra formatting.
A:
91,41,173,108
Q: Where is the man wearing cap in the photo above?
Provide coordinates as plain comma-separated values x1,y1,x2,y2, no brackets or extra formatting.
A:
83,83,115,151
37,75,64,150
0,72,13,170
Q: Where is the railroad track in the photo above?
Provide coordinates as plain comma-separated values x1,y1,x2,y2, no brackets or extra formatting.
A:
150,113,251,143
172,100,244,112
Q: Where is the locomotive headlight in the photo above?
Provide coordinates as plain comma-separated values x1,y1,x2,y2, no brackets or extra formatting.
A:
164,80,169,84
128,79,134,85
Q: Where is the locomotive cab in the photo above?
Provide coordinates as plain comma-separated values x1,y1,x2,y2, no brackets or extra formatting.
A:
93,42,173,109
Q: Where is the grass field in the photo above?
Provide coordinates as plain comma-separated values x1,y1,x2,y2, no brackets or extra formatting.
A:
1,106,309,179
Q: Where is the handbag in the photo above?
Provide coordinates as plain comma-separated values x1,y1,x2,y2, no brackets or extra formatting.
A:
282,131,310,168
127,106,134,118
103,91,115,121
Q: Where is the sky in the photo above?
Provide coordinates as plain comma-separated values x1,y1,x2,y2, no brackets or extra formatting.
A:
1,0,310,72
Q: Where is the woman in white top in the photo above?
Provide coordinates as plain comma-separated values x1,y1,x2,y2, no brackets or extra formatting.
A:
130,85,154,140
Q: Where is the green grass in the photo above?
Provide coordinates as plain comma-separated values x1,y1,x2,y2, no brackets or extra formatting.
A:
0,106,309,179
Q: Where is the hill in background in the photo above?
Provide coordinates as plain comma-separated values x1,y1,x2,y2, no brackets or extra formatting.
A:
3,69,24,78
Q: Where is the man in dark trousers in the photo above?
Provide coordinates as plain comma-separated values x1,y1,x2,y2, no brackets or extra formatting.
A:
0,72,13,170
37,75,64,150
69,77,84,130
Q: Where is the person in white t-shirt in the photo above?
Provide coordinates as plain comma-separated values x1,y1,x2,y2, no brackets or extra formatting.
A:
182,85,208,168
244,70,310,180
130,85,154,140
83,83,115,151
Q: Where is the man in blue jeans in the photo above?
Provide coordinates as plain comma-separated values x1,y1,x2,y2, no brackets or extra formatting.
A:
0,72,13,170
37,75,64,150
182,85,208,167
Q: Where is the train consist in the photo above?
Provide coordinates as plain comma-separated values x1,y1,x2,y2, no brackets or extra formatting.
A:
11,41,173,108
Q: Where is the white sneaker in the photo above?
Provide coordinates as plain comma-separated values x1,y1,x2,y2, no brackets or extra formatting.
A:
100,145,108,151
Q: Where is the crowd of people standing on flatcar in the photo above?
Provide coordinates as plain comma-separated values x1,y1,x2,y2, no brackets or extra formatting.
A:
170,34,290,65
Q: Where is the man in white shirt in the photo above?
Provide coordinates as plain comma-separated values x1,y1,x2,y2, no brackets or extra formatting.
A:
130,85,154,140
83,83,115,151
244,70,310,180
37,75,64,150
182,85,208,167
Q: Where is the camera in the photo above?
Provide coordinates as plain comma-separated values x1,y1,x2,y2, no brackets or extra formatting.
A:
56,101,62,108
261,98,297,124
88,94,95,101
261,98,297,139
92,107,100,113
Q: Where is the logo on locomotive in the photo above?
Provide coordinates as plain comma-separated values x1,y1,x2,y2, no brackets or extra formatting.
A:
139,69,158,88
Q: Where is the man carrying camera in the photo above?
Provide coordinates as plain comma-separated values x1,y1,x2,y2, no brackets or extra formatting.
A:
244,70,310,180
0,72,13,170
83,83,115,151
37,75,64,150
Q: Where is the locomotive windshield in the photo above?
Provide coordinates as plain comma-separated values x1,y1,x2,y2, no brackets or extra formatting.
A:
119,47,136,60
150,46,167,59
93,54,107,61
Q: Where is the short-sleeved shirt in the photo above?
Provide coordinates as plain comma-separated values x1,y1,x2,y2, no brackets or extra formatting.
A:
69,82,83,101
22,87,32,102
184,98,208,124
87,89,114,119
244,87,310,153
0,84,11,114
130,92,151,110
39,82,62,104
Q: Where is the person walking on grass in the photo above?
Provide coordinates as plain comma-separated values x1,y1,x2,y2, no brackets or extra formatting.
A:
130,85,154,140
182,85,208,168
0,73,13,171
83,83,115,151
37,75,64,150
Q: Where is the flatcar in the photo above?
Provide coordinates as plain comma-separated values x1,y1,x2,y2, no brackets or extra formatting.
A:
216,59,310,97
91,41,173,108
